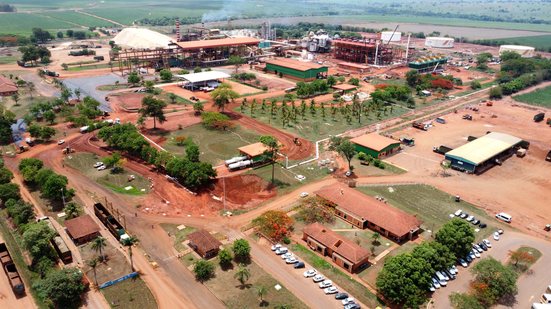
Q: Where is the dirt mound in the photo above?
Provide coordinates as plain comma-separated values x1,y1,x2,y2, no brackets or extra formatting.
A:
110,93,145,111
211,174,276,207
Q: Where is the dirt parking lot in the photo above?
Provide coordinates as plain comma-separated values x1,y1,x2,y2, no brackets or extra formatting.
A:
384,99,551,238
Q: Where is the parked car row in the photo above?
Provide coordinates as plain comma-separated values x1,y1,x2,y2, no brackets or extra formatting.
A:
454,209,487,228
272,244,360,308
430,238,495,292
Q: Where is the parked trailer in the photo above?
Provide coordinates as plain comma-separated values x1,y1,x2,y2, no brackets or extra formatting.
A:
94,203,126,240
228,160,252,171
433,145,453,155
412,122,429,131
0,243,25,296
400,137,415,146
37,217,73,264
224,156,247,166
534,112,545,122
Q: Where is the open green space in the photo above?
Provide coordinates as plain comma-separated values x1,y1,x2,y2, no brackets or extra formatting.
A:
236,104,410,142
160,223,197,252
204,257,308,309
356,184,509,241
163,124,260,166
0,13,76,35
66,63,112,72
513,85,551,108
64,152,150,195
39,11,117,28
351,157,407,177
101,277,157,309
248,162,330,196
290,243,384,308
358,241,418,287
0,56,18,65
507,246,542,273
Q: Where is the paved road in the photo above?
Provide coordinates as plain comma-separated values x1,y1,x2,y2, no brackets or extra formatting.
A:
432,231,551,309
63,73,125,111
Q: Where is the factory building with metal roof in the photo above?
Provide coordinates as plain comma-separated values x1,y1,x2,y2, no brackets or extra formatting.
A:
445,132,524,174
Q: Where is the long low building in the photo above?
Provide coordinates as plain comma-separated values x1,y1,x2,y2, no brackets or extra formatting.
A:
351,133,401,158
303,222,370,273
315,184,422,242
265,58,328,81
445,132,524,174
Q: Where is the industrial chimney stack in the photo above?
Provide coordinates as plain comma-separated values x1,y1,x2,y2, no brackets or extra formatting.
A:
175,18,180,42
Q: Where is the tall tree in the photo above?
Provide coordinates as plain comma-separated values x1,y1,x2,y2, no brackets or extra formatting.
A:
471,257,518,306
122,236,139,272
11,93,19,106
435,218,475,259
260,135,280,185
87,258,99,286
27,82,36,100
34,268,86,308
228,55,245,74
139,96,167,129
91,236,107,262
329,137,357,172
193,260,214,282
232,239,251,262
210,83,238,112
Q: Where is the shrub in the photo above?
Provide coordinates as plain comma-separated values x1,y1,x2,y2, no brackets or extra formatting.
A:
282,236,291,244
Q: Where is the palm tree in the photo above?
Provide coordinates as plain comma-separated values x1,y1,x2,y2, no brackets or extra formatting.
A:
257,285,268,305
260,135,280,185
64,202,80,219
210,83,238,112
234,264,251,288
91,236,107,262
122,236,139,272
87,258,98,286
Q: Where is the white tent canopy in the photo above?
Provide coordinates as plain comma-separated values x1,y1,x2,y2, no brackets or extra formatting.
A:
113,28,174,50
174,71,230,83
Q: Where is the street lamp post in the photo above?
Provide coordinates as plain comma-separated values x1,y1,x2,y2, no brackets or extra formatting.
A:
60,188,66,208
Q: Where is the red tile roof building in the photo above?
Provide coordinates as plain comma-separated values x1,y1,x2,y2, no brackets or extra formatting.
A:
64,215,101,245
0,75,18,96
187,229,222,259
315,184,422,242
302,222,370,273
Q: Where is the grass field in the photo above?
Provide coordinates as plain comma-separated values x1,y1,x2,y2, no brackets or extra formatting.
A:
0,13,76,35
101,277,157,309
163,124,260,165
67,63,112,72
248,162,330,195
513,85,551,108
497,35,551,51
160,223,197,252
39,11,117,27
236,104,410,142
204,257,308,309
64,152,150,195
356,184,510,241
290,243,384,308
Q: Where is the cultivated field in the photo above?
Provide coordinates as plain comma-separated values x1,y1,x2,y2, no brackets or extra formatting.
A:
513,85,551,108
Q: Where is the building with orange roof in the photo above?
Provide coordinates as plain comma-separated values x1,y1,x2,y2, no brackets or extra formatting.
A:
302,222,370,273
350,133,401,158
265,58,328,81
238,142,270,163
315,184,422,242
0,75,17,96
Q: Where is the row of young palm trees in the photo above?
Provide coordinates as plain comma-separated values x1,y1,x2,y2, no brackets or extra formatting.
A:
86,234,139,286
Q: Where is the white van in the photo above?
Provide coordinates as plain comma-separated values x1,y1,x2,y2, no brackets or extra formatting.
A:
542,294,551,304
532,303,551,309
495,212,512,223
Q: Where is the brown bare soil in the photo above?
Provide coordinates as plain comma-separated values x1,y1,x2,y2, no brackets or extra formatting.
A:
211,174,276,208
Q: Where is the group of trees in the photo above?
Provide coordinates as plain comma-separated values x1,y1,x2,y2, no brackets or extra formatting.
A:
252,210,294,242
98,124,216,190
18,44,51,65
492,51,551,97
376,219,475,307
405,70,461,92
295,79,330,98
139,96,167,129
371,84,414,107
200,111,233,130
193,239,251,282
295,197,335,224
0,106,16,145
28,123,56,141
18,158,74,205
450,258,518,309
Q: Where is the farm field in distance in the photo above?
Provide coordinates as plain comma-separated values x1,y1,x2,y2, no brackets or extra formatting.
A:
513,85,551,108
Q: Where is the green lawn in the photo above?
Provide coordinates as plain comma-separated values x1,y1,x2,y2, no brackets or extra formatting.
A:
356,184,510,241
101,277,157,309
204,257,308,309
351,158,407,177
64,152,150,195
0,56,18,65
163,124,260,166
67,63,112,72
0,13,75,35
290,243,384,308
236,104,410,142
159,223,197,252
513,85,551,108
247,162,331,196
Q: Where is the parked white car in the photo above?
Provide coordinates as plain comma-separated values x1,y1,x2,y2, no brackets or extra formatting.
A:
483,239,492,248
97,165,107,171
319,280,332,288
312,274,325,282
342,297,355,305
281,253,293,260
454,209,463,216
303,269,317,278
93,162,104,168
300,192,309,198
493,232,500,241
285,257,298,264
324,286,338,294
271,244,281,251
275,247,288,255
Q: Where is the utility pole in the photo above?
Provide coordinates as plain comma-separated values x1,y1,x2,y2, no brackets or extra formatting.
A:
60,188,66,208
223,176,226,215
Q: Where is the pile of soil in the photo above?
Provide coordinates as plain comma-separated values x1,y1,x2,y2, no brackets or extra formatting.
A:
211,174,276,207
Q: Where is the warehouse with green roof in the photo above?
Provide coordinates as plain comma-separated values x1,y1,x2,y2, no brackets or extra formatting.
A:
408,56,448,73
265,58,328,81
445,132,524,174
